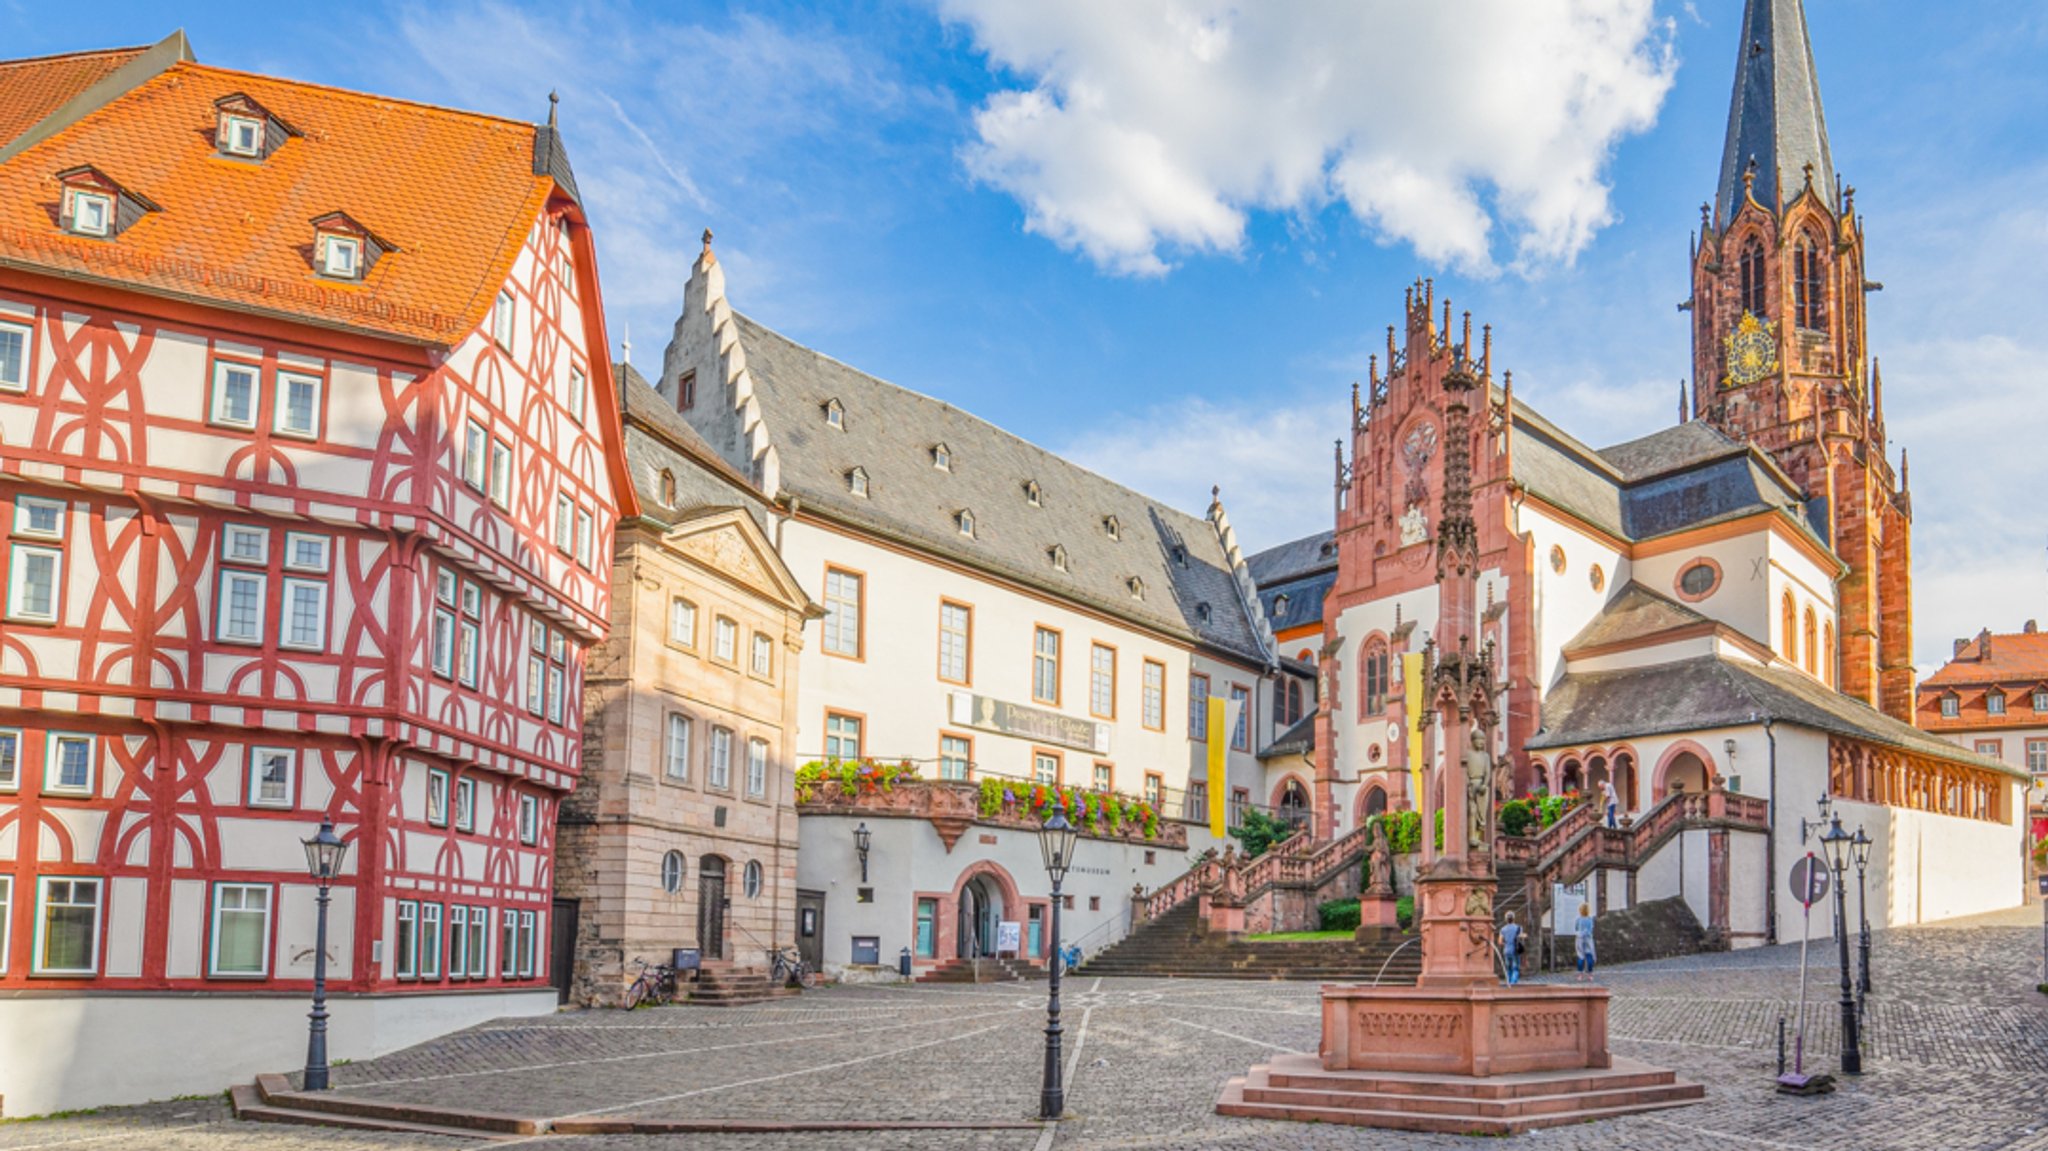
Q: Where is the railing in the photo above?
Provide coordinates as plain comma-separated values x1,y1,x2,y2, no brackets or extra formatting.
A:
1140,821,1380,922
1508,786,1771,920
799,771,1188,848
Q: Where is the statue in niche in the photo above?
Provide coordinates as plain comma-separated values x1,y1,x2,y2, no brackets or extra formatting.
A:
1463,728,1491,851
1398,503,1429,547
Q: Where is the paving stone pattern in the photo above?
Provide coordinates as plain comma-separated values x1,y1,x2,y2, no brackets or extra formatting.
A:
5,906,2043,1151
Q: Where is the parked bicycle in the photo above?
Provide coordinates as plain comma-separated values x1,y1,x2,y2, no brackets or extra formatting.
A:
768,946,809,987
624,957,677,1008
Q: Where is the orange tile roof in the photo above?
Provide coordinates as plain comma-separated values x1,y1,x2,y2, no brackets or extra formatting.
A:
0,46,147,149
1921,631,2048,688
0,58,566,345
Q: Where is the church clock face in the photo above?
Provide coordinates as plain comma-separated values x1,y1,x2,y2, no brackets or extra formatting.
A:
1723,312,1778,387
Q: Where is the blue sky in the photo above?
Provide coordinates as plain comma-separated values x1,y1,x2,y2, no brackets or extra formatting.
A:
8,1,2045,670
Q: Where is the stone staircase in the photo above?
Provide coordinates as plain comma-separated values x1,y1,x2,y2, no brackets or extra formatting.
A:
687,961,802,1006
232,1073,530,1141
1078,899,1422,983
1217,1052,1704,1134
915,955,1047,984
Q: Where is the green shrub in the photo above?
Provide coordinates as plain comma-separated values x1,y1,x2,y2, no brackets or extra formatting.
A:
1396,895,1415,930
1319,899,1361,932
1433,807,1444,851
1498,798,1536,838
1375,810,1424,854
1230,808,1296,860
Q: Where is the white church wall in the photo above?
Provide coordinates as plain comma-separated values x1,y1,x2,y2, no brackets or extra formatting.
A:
1516,504,1629,693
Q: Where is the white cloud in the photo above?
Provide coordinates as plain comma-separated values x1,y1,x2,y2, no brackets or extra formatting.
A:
943,0,1676,276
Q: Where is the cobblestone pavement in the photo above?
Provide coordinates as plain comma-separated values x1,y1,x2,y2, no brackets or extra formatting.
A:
6,905,2043,1151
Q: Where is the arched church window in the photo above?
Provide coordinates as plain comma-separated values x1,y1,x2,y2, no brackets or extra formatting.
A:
1822,623,1834,686
1362,641,1389,714
1781,593,1798,664
1740,237,1767,317
1794,233,1827,331
1803,608,1818,675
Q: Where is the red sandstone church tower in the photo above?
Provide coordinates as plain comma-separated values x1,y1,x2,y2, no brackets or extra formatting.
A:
1686,0,1913,720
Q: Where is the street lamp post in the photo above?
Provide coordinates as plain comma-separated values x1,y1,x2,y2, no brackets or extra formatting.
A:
1851,826,1872,998
300,817,351,1092
1819,816,1862,1075
853,821,872,884
1037,810,1078,1121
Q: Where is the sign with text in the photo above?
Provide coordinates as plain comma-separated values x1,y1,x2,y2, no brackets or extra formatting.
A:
1790,855,1830,907
949,692,1111,755
996,921,1022,955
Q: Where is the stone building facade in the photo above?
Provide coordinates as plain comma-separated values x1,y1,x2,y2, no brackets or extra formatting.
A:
556,362,817,1005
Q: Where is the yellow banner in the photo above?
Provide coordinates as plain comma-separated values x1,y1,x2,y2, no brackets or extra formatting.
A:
1207,695,1228,839
1403,653,1426,804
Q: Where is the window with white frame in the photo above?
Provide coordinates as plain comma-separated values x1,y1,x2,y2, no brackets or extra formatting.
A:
275,371,322,438
661,851,685,893
1988,691,2007,716
44,733,93,796
489,438,513,508
7,543,61,623
709,727,733,790
427,767,450,827
939,602,970,684
1940,694,1959,718
746,737,767,798
320,235,361,279
669,598,697,648
493,290,515,352
462,420,489,491
431,569,458,678
1230,684,1251,752
713,616,738,663
525,615,548,716
0,318,31,392
824,713,861,762
284,532,330,573
518,793,539,845
1142,660,1165,731
2035,691,2048,713
457,580,483,688
211,360,259,428
750,632,773,678
221,113,263,156
210,883,271,977
69,190,111,237
519,909,537,977
574,506,593,569
14,495,64,539
1093,762,1112,792
2028,738,2048,776
466,905,487,978
419,903,443,978
0,876,14,973
35,877,100,974
455,776,477,832
546,629,567,725
1033,751,1059,786
823,569,862,657
665,714,691,781
448,905,469,977
216,529,267,644
223,523,268,565
1032,627,1061,705
247,747,294,808
1189,673,1211,740
743,860,763,899
501,908,519,977
940,734,970,781
553,493,574,554
280,576,328,652
567,366,587,425
0,728,17,791
395,900,419,979
1090,643,1116,719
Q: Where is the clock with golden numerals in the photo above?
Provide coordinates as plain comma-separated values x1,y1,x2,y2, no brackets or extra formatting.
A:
1723,312,1777,387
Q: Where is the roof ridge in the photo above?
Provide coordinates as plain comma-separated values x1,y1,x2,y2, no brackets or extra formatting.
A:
0,45,151,69
169,60,544,134
732,309,1223,532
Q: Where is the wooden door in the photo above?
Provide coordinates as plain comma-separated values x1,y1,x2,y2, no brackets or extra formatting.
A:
698,857,728,959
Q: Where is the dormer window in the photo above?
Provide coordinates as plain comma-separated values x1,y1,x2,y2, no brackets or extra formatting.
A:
1127,577,1144,600
221,114,263,157
1196,602,1212,623
309,212,392,282
1024,480,1042,507
847,467,869,498
1049,544,1067,571
1273,593,1290,617
1987,690,2006,716
824,399,845,429
1940,693,1958,718
932,444,952,471
1103,515,1120,540
56,165,155,239
956,509,975,537
212,93,296,162
1170,544,1188,567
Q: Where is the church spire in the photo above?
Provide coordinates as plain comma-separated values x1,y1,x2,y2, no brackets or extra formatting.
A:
1716,0,1834,225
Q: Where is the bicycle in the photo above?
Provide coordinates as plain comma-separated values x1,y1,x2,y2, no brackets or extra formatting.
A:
624,957,677,1008
768,946,809,987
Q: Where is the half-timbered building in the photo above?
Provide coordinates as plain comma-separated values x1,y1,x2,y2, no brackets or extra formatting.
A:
0,34,627,1113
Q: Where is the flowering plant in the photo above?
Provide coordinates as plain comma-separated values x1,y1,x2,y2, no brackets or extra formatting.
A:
794,758,919,803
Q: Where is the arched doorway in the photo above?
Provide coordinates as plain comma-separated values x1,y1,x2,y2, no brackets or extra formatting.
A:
1660,752,1708,800
1275,777,1311,831
957,874,1004,959
1360,784,1389,820
1612,752,1638,811
1559,759,1584,795
697,855,728,959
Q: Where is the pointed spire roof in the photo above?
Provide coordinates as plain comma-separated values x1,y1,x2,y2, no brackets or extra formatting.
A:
1715,0,1834,225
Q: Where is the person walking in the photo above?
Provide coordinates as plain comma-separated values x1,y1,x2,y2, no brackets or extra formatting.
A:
1500,912,1523,986
1602,777,1620,828
1574,902,1598,981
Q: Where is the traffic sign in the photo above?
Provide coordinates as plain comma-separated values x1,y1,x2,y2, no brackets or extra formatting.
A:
1790,855,1830,907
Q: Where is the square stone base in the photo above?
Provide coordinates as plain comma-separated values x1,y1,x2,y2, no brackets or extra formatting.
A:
1320,982,1611,1077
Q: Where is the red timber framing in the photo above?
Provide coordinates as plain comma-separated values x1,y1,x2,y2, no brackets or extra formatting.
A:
0,60,631,1000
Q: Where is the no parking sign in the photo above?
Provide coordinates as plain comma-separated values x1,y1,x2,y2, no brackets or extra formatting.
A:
1789,855,1830,907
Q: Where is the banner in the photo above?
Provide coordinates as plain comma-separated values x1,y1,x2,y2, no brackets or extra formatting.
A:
1403,652,1426,805
1207,695,1229,840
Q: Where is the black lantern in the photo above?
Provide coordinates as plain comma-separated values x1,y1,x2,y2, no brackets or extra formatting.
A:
853,821,872,883
1818,815,1861,1074
299,817,351,1092
1850,825,1873,997
1038,810,1077,1120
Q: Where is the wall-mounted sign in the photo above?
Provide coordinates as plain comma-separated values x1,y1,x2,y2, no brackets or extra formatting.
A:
851,935,881,965
996,921,1022,955
949,691,1111,755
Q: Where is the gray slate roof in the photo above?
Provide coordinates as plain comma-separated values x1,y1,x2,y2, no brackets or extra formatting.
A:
1717,0,1834,221
1526,655,2022,778
1561,582,1716,653
1260,572,1337,635
1247,531,1336,586
1261,708,1318,760
730,314,1270,665
616,361,770,532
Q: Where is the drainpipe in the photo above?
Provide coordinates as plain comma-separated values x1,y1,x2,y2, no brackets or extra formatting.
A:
1764,717,1778,945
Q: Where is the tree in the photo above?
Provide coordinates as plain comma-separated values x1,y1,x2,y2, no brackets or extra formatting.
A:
1230,808,1296,859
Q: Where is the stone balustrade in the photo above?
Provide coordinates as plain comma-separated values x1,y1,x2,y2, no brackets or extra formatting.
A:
798,777,1187,851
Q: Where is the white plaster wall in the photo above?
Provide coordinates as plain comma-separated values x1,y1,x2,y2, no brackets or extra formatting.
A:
796,811,1191,973
0,988,555,1117
1518,505,1629,693
1634,530,1770,643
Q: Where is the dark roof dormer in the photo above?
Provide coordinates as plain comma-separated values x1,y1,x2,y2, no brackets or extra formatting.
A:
213,92,299,162
308,211,395,281
55,165,158,239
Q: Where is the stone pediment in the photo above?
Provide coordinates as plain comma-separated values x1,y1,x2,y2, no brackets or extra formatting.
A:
663,509,812,613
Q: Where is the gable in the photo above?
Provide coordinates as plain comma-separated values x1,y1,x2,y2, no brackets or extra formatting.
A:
662,508,814,614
